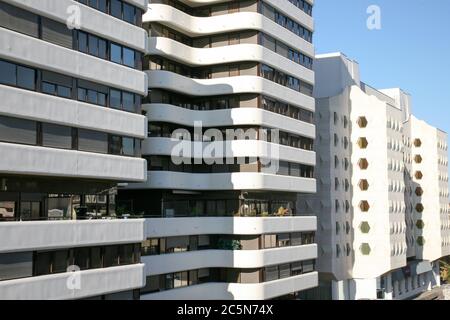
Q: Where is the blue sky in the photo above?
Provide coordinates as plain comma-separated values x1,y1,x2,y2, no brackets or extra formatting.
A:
314,0,450,134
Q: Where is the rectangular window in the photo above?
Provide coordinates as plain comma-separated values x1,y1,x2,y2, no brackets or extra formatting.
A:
57,85,71,98
103,245,119,267
109,135,122,155
123,3,135,24
110,89,122,109
88,34,99,56
0,116,37,145
16,66,35,90
122,137,135,156
0,2,39,38
78,31,88,53
42,82,56,95
41,17,73,49
98,38,107,59
42,123,72,149
123,47,135,68
122,92,135,112
78,128,108,154
0,60,16,86
110,0,122,19
111,43,122,64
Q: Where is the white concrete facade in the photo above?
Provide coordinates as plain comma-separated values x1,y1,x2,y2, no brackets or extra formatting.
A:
299,52,449,300
0,0,149,300
132,0,318,300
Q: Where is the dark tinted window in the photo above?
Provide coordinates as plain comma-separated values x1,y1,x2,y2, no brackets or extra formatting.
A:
122,92,134,112
0,60,16,85
78,129,108,154
123,3,135,24
42,123,72,149
110,89,121,109
110,0,122,19
0,116,36,145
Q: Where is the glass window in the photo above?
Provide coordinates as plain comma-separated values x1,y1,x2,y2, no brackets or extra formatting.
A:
98,39,107,59
88,34,99,56
123,3,135,24
42,82,56,95
34,252,52,276
110,89,122,109
98,0,107,13
110,0,122,19
42,123,72,149
103,246,119,267
109,135,122,155
98,92,107,106
77,88,86,102
57,85,71,98
0,60,16,85
122,92,134,112
17,66,35,90
264,266,279,282
78,32,88,53
122,137,135,156
73,247,90,270
119,244,134,265
78,128,108,154
90,247,103,269
87,89,98,104
0,116,37,145
111,43,122,64
123,47,135,68
52,250,69,273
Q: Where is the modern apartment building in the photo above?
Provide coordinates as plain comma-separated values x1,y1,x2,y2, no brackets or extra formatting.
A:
0,0,149,299
298,52,450,300
118,0,319,299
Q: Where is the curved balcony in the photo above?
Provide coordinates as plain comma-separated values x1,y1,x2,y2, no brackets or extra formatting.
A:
144,103,315,135
143,245,317,275
146,70,315,111
127,171,316,193
142,138,316,166
175,0,315,31
148,37,314,84
144,216,317,238
140,272,318,300
144,4,313,56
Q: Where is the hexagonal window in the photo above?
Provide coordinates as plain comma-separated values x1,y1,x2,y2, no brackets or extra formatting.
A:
359,200,370,212
416,236,425,246
358,158,369,170
357,117,368,128
414,155,422,163
415,203,424,213
415,220,425,229
415,171,423,180
357,137,369,149
415,187,423,197
359,222,371,234
359,179,369,191
414,139,422,147
360,243,371,255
